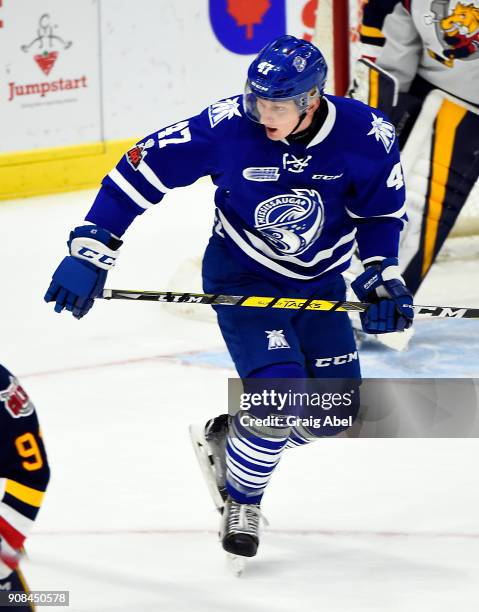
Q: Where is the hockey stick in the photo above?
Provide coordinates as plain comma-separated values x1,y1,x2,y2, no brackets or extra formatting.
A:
101,289,479,319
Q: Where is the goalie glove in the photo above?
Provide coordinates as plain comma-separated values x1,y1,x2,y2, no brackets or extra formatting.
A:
44,224,122,319
351,257,414,334
348,58,399,117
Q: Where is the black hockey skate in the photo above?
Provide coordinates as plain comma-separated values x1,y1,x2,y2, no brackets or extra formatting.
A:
221,496,266,558
189,414,229,513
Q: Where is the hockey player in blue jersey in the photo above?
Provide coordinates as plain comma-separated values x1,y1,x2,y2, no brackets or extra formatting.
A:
44,36,413,560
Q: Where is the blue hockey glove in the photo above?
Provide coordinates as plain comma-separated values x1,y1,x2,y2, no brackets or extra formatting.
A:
351,257,414,334
44,225,122,319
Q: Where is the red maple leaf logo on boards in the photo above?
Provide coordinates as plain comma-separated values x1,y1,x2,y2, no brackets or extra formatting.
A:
34,51,58,76
227,0,271,40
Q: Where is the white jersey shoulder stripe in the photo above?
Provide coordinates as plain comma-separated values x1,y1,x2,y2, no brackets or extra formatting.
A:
138,161,171,193
108,168,156,210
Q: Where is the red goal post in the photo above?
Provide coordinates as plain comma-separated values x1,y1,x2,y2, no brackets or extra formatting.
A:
313,0,366,96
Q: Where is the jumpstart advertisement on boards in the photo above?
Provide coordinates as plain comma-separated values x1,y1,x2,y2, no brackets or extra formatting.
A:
0,0,101,152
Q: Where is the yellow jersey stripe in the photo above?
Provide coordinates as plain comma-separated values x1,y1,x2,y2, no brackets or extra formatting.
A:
360,25,385,39
369,69,379,108
5,480,45,508
422,99,467,275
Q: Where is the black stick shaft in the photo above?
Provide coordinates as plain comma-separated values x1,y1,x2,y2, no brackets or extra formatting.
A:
101,289,479,319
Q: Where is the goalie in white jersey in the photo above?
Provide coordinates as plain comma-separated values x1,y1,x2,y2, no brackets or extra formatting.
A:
352,0,479,298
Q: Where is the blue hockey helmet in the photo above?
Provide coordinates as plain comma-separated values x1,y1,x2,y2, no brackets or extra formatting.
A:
244,35,328,123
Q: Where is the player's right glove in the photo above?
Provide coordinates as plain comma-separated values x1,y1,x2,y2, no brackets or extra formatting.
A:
351,257,414,334
44,224,122,319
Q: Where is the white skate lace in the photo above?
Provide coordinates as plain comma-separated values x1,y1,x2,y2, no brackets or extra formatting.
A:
226,500,269,537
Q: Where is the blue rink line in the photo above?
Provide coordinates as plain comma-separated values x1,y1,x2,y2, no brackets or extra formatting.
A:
174,319,479,378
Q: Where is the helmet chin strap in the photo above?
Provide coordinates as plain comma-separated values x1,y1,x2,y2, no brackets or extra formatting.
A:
287,111,308,137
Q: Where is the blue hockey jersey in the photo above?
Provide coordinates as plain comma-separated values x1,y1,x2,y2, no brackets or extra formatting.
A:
86,94,406,282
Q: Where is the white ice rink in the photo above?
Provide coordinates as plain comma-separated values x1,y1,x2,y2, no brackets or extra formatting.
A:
2,180,479,611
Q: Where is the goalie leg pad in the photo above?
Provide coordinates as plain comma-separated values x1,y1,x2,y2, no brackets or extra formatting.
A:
399,90,479,294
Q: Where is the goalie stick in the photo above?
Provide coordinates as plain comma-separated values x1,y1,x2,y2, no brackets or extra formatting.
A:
101,289,479,320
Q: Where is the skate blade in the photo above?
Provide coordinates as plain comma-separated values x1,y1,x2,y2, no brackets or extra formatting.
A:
189,423,225,513
226,553,246,577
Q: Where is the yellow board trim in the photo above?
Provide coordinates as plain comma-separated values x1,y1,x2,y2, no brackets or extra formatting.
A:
359,25,385,39
422,100,466,275
0,138,137,201
5,479,45,508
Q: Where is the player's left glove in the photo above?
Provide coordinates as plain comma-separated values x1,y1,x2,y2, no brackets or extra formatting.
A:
351,257,414,334
44,224,122,319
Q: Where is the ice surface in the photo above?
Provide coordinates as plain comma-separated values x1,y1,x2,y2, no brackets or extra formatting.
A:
1,183,479,610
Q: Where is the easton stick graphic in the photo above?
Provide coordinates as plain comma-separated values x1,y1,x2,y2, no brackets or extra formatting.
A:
101,289,479,319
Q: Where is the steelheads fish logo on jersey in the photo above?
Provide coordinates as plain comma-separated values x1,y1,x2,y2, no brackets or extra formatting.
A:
209,0,319,54
250,189,325,256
